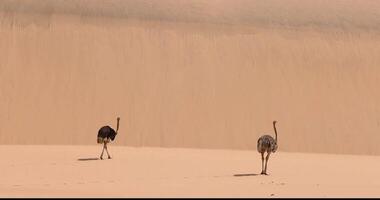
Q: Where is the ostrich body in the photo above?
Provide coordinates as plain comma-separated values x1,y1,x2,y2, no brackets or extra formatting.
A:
257,121,278,175
97,117,120,159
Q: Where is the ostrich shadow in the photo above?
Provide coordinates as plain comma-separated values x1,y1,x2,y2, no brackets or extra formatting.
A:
77,157,100,161
233,173,259,177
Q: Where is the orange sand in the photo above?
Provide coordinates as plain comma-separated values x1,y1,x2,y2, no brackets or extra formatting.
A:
1,0,380,155
1,145,380,197
1,0,380,197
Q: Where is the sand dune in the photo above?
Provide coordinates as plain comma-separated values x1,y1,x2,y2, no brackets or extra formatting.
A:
1,0,380,156
1,145,380,197
1,0,380,31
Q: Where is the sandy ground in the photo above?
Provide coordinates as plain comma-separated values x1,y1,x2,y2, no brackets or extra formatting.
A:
0,145,379,197
1,1,379,197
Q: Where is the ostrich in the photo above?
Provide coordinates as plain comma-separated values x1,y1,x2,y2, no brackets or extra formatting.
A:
97,117,120,160
257,120,278,175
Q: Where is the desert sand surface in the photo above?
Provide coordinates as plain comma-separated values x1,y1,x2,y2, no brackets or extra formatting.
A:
1,145,380,197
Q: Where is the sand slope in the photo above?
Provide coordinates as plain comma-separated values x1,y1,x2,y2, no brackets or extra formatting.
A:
1,145,380,197
0,0,380,155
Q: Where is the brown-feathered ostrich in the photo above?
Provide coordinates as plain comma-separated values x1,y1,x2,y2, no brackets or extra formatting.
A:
97,117,120,160
257,120,278,175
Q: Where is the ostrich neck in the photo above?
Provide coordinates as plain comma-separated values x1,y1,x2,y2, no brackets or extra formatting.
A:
116,119,120,132
273,123,278,143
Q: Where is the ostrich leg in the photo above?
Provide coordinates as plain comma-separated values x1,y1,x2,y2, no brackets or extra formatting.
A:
261,152,265,174
264,152,271,175
100,142,106,160
105,143,111,159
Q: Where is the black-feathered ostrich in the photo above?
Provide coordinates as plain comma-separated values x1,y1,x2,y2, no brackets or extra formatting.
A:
97,117,120,160
257,120,278,175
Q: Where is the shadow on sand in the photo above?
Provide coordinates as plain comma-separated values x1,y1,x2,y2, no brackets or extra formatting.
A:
77,157,100,161
233,173,259,177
